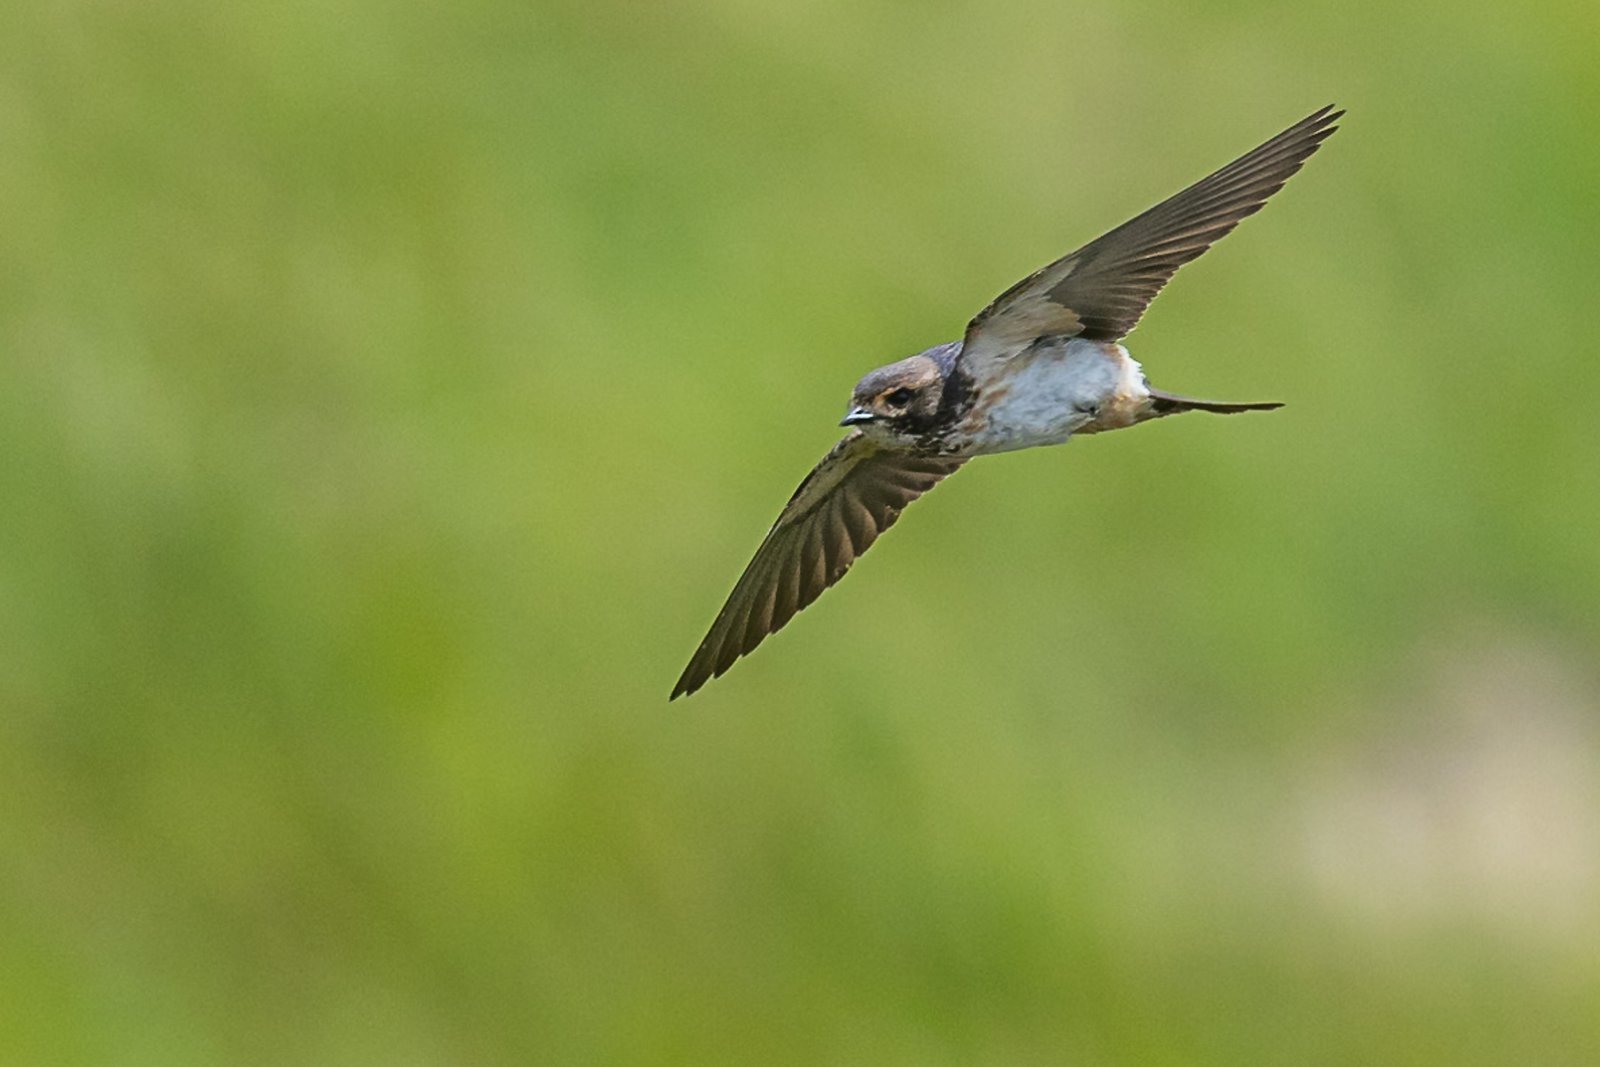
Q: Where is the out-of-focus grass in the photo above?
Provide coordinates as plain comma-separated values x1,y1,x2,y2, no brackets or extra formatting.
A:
2,0,1598,1063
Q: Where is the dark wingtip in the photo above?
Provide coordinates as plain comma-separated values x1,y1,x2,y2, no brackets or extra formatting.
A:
1282,105,1344,146
1305,104,1345,136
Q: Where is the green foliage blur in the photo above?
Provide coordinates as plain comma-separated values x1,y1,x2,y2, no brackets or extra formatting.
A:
3,0,1598,1062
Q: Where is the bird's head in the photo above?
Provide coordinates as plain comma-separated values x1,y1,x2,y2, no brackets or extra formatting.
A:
840,354,945,438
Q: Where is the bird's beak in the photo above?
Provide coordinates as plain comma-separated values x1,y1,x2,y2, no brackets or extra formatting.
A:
840,407,879,426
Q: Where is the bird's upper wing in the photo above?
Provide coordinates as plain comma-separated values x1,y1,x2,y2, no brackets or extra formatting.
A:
672,433,965,699
957,105,1342,379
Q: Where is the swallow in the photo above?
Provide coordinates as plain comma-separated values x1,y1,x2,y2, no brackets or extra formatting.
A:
673,105,1341,699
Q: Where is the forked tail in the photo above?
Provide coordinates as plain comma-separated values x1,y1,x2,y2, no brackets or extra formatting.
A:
1147,388,1283,417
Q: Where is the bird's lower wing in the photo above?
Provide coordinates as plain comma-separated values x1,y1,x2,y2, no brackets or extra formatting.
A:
672,433,965,699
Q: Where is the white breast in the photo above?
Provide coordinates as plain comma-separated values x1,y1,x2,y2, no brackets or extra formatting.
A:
970,338,1148,454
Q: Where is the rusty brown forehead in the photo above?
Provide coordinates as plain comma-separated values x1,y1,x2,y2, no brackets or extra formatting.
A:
853,354,942,398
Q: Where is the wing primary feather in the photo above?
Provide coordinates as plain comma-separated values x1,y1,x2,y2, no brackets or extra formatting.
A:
768,538,803,634
959,105,1341,359
671,445,965,698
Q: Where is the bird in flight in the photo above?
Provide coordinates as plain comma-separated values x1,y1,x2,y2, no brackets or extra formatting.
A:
673,105,1341,699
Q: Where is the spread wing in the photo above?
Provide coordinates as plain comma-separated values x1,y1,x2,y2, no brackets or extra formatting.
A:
672,434,965,699
958,105,1342,377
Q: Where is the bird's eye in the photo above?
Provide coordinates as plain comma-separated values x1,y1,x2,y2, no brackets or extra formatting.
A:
884,387,915,407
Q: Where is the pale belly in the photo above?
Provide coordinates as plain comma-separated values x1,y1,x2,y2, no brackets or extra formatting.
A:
967,338,1150,454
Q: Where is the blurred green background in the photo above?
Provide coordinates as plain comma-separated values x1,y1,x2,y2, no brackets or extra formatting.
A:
3,0,1598,1062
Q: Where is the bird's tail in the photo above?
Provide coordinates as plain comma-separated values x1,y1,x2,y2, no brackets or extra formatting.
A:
1147,388,1283,417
